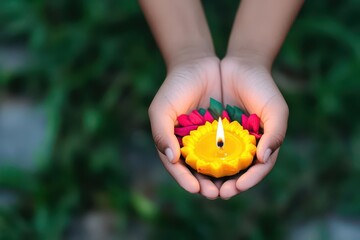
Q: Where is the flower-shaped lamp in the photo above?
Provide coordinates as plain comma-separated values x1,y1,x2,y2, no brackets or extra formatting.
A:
181,118,256,178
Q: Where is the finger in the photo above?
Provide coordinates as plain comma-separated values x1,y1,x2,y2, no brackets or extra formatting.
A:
219,179,239,200
257,96,288,163
195,173,219,200
160,152,200,193
236,149,279,191
149,101,180,163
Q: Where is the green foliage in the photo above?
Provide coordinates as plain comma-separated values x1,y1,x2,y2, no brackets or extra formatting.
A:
0,0,359,239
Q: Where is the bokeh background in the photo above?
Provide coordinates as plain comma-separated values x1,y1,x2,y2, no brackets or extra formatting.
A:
0,1,359,239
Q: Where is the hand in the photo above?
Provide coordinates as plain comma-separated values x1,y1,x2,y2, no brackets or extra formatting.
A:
218,54,289,199
148,56,222,199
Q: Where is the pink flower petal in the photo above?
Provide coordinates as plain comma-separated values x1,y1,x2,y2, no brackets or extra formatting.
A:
221,110,230,121
241,114,248,129
247,114,260,133
189,110,204,125
177,114,193,127
203,110,214,122
251,133,262,140
174,125,199,136
192,110,203,118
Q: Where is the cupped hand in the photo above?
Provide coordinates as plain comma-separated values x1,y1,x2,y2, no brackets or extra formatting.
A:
218,55,289,199
148,56,222,199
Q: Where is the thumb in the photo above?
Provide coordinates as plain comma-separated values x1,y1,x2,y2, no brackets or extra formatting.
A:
148,103,180,163
256,100,289,163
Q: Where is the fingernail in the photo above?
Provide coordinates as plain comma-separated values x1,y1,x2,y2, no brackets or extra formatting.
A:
263,148,272,163
165,148,174,163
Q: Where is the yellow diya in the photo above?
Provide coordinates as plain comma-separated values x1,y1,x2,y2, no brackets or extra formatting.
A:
181,118,257,178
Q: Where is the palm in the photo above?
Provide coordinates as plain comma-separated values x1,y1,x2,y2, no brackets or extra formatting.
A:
154,57,221,117
218,56,289,199
149,56,222,199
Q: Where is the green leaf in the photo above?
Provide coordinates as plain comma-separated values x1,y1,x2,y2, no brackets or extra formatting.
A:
198,108,206,116
233,106,245,123
209,98,224,119
226,105,235,120
0,166,37,193
131,192,158,221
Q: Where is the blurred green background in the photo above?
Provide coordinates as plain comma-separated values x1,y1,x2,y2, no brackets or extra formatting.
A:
0,0,359,239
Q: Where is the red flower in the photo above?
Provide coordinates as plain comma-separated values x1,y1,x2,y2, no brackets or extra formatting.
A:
175,110,215,146
174,125,199,137
241,114,262,140
175,109,263,147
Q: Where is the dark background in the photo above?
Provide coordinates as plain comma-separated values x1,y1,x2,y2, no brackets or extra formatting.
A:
0,1,359,239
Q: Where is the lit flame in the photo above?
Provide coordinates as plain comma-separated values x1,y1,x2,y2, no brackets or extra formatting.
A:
216,117,225,148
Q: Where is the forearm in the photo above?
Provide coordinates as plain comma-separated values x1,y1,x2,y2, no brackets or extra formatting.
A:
227,0,304,67
138,0,215,69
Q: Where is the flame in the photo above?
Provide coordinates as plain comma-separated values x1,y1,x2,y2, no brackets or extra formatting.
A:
216,117,225,148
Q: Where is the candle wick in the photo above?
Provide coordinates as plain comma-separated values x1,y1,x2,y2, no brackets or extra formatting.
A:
217,139,224,148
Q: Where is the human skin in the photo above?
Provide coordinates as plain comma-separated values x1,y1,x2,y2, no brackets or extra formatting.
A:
219,0,304,199
139,0,223,199
139,0,304,199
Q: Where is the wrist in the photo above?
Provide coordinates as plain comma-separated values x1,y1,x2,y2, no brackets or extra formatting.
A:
167,44,216,70
225,48,273,70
